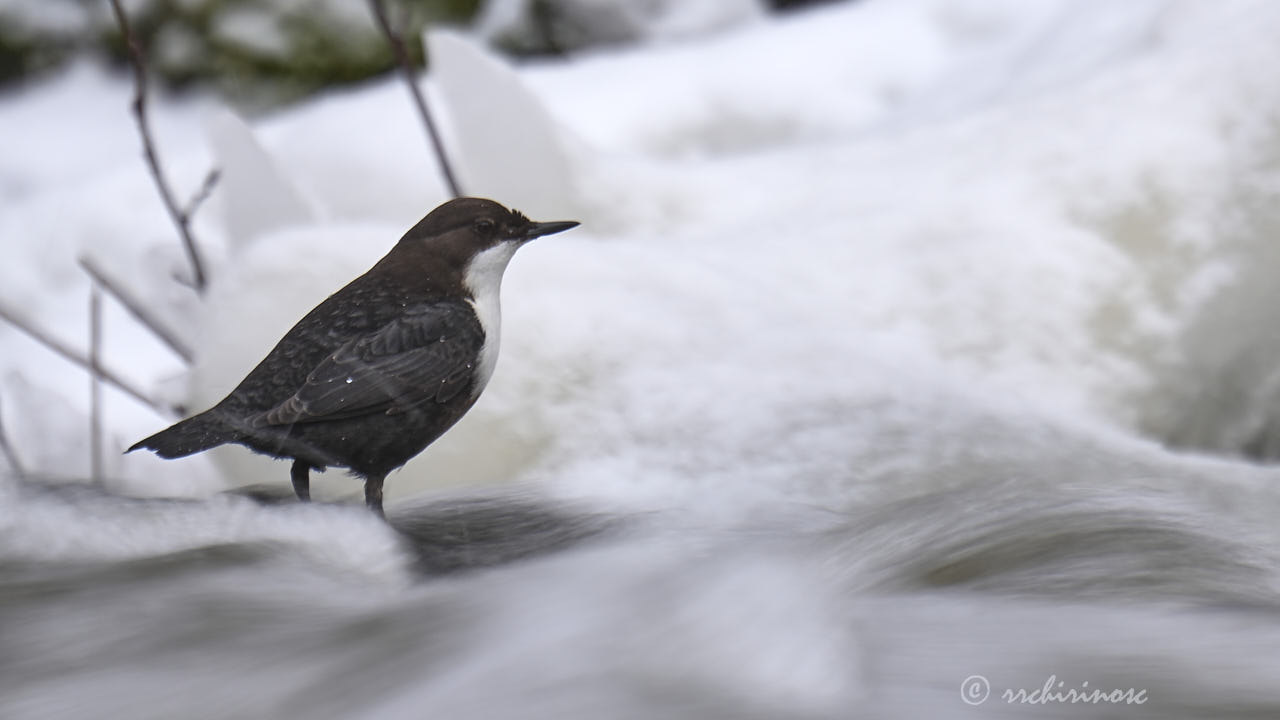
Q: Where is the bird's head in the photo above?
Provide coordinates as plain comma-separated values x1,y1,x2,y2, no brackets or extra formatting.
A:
392,197,578,294
401,197,576,259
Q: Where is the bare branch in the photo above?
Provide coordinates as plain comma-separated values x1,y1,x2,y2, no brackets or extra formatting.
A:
79,256,195,364
0,395,26,479
0,302,176,417
107,0,210,292
89,286,104,486
367,0,463,198
184,167,221,223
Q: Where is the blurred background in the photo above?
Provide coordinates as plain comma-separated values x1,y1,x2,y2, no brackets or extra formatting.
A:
3,1,1280,718
0,0,832,108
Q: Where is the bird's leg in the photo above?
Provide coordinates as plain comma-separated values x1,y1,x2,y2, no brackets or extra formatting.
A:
290,459,312,502
364,473,386,518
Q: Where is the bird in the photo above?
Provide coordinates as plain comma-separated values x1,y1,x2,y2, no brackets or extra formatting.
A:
129,197,578,516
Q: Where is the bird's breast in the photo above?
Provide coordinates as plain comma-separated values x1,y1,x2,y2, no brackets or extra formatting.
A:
467,297,501,397
462,243,518,397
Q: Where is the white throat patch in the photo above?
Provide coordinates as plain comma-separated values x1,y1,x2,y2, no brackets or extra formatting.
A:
463,242,520,396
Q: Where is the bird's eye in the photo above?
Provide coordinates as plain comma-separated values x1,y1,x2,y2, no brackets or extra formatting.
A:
474,219,496,234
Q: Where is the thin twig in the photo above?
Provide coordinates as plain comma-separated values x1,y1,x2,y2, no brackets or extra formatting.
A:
367,0,463,197
89,285,104,486
0,395,26,479
0,302,176,417
79,256,195,364
108,0,210,292
184,167,221,222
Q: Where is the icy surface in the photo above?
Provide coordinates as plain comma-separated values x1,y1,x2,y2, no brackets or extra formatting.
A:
3,0,1280,717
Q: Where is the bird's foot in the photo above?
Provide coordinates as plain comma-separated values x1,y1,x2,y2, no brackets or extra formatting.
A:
365,474,385,519
290,459,312,503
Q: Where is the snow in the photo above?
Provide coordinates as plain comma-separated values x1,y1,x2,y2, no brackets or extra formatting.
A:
429,28,581,221
0,0,1273,489
1,0,1279,501
204,107,319,249
3,1,1280,714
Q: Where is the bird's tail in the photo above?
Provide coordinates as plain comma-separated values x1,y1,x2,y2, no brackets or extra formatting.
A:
127,410,236,459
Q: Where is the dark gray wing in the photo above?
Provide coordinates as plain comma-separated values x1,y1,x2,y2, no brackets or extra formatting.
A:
255,302,483,426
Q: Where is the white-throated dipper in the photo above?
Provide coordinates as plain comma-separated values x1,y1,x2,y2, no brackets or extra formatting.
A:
129,197,578,516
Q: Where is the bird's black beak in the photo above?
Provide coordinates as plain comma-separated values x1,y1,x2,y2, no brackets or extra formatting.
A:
522,220,579,241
